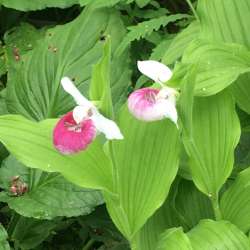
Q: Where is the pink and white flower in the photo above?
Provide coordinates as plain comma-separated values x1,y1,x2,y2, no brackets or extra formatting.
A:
128,60,178,125
53,77,123,154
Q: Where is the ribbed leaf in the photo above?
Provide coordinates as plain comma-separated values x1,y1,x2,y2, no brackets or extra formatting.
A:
0,0,78,10
220,167,250,232
197,0,250,113
0,155,103,219
154,220,250,250
187,220,250,250
10,217,58,249
172,40,250,96
6,8,129,120
0,224,10,250
156,228,192,250
162,21,200,65
182,91,241,196
133,189,181,250
135,0,151,8
0,115,113,192
105,107,180,239
173,180,214,229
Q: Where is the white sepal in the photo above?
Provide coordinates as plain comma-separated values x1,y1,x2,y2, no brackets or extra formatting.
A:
137,60,172,83
91,112,124,140
61,77,92,107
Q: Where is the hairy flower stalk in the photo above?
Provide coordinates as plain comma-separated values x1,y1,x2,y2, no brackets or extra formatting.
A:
53,77,123,154
128,60,178,125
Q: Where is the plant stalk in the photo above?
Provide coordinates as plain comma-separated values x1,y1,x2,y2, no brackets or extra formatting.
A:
82,238,95,250
186,0,200,22
210,194,222,220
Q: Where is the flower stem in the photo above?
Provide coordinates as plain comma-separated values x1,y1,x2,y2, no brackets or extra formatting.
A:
210,194,222,220
186,0,200,22
82,238,95,250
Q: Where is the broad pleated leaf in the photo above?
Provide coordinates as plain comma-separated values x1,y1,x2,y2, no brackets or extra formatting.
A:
0,224,10,250
0,0,79,10
220,167,250,232
162,21,200,65
0,155,103,219
0,115,113,192
105,107,180,239
135,0,151,8
173,180,214,229
9,217,58,249
177,40,250,96
187,220,250,250
182,91,240,196
6,7,129,120
197,0,250,113
156,228,192,250
132,187,181,250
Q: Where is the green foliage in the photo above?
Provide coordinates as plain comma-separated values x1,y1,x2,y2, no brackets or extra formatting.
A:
220,167,250,232
156,220,250,250
182,91,240,197
0,155,103,219
90,37,113,118
0,0,79,11
0,224,10,250
105,107,180,239
1,0,250,249
0,115,113,192
115,14,189,56
6,7,130,121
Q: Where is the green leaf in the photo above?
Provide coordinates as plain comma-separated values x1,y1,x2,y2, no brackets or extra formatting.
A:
0,115,113,192
105,107,180,239
3,23,45,70
187,220,250,250
0,42,6,78
173,180,214,230
197,0,250,113
155,220,250,250
135,0,151,8
220,167,250,233
115,14,189,56
182,91,241,197
0,224,10,250
0,0,79,11
90,37,113,118
162,21,200,65
156,228,192,250
0,155,103,219
10,216,58,249
6,7,130,120
174,40,250,96
133,188,181,250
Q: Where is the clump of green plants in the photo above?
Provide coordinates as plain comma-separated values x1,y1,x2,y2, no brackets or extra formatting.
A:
1,0,250,249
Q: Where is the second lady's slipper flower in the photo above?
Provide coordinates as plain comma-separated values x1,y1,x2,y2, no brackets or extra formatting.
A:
128,60,178,125
53,77,123,154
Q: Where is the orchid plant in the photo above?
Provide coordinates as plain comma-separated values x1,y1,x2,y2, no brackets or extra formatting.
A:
128,60,179,125
0,1,249,250
53,77,123,154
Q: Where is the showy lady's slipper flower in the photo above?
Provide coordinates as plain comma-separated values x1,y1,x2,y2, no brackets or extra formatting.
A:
128,60,178,125
53,77,123,154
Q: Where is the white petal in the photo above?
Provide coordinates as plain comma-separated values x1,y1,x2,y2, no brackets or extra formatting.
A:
157,99,178,125
137,60,172,83
91,112,123,140
61,77,92,107
72,106,90,124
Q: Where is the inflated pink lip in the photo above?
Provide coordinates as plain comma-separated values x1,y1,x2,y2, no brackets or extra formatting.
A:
53,111,96,154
